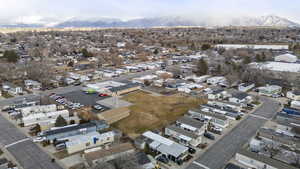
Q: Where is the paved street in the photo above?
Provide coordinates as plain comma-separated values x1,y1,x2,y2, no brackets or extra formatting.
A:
0,115,27,146
0,115,62,169
7,140,62,169
185,97,281,169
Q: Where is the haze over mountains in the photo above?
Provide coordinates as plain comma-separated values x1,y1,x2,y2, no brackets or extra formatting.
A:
1,15,299,28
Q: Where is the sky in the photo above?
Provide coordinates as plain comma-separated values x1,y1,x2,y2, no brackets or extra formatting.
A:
0,0,299,24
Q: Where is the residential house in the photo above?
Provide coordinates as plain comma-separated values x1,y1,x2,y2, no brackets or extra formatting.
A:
238,83,255,92
235,149,299,169
24,80,42,90
84,143,135,167
141,131,189,163
165,125,202,147
65,131,115,154
287,90,300,101
188,109,229,128
258,85,282,97
2,82,23,95
291,101,300,110
175,116,206,135
208,100,242,112
207,89,228,100
22,110,70,127
207,76,227,85
229,92,252,104
201,104,241,120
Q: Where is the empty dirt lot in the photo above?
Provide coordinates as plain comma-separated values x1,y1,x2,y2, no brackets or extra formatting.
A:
112,91,206,138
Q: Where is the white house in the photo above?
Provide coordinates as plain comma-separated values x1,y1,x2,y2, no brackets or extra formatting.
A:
274,53,298,63
291,101,300,110
66,131,115,154
188,109,229,128
165,125,202,147
142,131,189,162
24,80,42,90
207,89,228,100
235,149,298,169
22,110,69,127
229,92,252,104
2,82,23,95
117,42,126,48
287,90,300,101
207,76,227,85
258,85,282,97
20,104,57,117
238,83,255,92
175,116,206,136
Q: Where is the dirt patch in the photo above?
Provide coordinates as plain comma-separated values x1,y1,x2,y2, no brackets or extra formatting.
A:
112,91,207,138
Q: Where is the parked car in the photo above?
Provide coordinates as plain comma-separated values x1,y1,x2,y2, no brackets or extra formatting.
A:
33,137,45,143
188,147,196,154
55,143,66,151
156,155,169,164
204,132,215,140
93,105,104,111
99,93,109,97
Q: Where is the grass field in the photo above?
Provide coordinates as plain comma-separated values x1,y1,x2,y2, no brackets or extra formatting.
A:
112,91,207,138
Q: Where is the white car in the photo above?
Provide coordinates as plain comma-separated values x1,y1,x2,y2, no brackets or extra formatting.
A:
33,137,45,143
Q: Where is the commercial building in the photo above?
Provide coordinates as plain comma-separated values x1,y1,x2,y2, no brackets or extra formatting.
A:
41,120,109,142
65,131,115,154
108,83,141,96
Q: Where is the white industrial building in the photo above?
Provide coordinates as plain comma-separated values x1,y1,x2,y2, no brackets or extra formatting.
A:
274,53,298,63
66,131,115,154
22,110,69,127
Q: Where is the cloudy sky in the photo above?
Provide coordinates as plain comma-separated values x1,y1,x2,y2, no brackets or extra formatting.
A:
0,0,299,24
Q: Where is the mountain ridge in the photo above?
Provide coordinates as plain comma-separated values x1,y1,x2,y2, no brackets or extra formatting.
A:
1,15,299,28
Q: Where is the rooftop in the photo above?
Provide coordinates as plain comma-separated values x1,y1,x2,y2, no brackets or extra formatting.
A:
176,116,205,129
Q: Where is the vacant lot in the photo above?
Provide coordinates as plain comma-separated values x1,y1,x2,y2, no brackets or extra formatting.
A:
113,91,206,138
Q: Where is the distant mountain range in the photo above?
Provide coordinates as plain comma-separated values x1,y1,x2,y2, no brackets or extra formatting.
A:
1,15,299,28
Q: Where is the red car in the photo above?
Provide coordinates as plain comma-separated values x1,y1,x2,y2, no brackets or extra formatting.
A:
99,93,108,97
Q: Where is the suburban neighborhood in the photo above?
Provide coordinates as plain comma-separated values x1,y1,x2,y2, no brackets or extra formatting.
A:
0,1,300,169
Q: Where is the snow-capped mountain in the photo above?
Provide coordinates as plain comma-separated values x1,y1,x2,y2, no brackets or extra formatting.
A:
0,15,299,28
230,15,300,27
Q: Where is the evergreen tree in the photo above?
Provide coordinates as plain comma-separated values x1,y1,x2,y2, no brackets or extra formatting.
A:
3,50,19,63
196,59,208,76
55,115,67,127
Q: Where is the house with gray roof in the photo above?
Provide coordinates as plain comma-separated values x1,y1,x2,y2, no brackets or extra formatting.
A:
165,125,202,147
175,116,206,135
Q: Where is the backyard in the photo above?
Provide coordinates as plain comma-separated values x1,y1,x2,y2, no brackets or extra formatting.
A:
112,91,207,138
